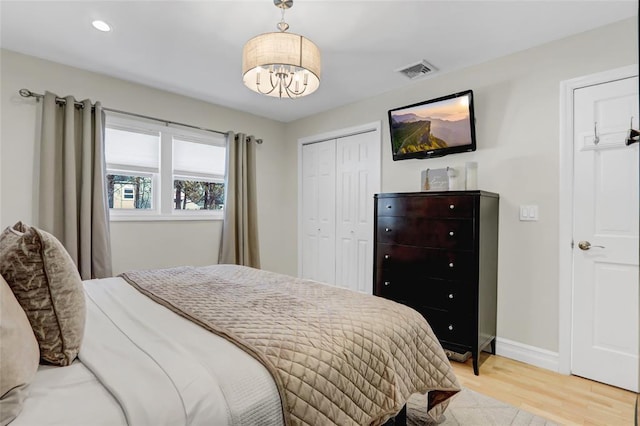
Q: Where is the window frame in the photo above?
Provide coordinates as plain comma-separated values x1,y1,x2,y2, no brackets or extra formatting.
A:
105,113,227,222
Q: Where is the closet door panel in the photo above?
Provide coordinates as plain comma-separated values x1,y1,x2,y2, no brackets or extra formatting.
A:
316,140,337,285
301,140,336,284
301,143,319,280
335,132,380,294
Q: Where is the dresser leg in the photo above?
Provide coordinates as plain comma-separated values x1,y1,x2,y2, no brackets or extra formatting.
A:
382,404,406,426
490,338,496,355
395,404,407,426
473,356,479,376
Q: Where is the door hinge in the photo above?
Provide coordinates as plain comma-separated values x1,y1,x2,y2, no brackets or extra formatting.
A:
571,240,574,249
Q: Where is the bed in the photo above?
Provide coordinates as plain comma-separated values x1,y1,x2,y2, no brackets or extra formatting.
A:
0,222,460,426
13,275,284,426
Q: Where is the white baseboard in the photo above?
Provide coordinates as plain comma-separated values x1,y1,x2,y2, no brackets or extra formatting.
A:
494,337,560,373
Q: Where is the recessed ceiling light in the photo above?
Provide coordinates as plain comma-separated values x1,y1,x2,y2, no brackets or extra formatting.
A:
92,20,111,32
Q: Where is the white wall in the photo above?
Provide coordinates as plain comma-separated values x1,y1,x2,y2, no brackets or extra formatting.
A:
283,18,638,354
0,49,296,276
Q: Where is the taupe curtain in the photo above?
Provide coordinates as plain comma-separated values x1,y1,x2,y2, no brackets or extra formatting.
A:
218,132,260,268
38,92,112,279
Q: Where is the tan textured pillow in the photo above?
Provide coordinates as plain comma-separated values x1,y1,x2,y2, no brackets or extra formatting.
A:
0,222,86,366
0,274,40,425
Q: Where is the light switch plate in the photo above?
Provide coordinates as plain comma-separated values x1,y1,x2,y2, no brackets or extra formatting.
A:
519,205,539,221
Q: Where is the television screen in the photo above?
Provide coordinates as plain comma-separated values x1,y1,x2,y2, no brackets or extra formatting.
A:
388,90,476,160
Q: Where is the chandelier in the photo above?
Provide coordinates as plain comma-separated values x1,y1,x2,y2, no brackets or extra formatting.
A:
242,0,321,99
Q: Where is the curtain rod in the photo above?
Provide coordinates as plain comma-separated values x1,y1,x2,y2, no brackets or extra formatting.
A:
18,89,263,144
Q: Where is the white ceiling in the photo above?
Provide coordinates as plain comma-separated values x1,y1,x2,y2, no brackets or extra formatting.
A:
1,1,636,122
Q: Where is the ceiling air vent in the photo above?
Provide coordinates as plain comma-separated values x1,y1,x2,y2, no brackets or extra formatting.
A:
396,60,437,80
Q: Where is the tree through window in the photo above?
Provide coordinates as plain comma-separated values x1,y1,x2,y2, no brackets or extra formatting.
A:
107,174,152,209
173,180,224,210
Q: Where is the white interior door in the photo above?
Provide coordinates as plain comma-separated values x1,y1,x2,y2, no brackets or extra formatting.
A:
335,132,381,294
301,140,336,284
571,76,639,392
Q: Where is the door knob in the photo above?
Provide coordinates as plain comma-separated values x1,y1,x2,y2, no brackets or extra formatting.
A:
578,241,605,250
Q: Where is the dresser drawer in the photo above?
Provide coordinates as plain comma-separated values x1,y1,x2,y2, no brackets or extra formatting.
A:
376,273,471,311
414,279,472,312
375,277,413,306
376,244,475,281
377,217,474,249
418,307,473,346
377,196,474,219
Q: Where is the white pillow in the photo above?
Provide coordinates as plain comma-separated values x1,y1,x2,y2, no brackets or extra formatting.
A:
0,274,40,425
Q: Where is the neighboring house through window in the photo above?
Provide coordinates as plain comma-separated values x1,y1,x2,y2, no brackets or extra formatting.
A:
105,113,226,220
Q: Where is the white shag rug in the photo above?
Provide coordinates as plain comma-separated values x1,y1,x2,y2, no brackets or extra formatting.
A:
407,388,558,426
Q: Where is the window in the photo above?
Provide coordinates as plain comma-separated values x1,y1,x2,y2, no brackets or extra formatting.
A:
104,113,226,220
172,138,225,211
105,126,159,211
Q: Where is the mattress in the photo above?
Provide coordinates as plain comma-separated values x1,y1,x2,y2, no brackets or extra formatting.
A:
12,277,284,426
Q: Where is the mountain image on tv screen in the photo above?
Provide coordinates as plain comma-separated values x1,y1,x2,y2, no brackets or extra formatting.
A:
390,94,472,155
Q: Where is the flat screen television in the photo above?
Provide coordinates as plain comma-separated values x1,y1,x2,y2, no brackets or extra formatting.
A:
388,90,476,160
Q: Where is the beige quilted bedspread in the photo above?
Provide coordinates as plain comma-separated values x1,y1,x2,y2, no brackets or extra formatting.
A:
121,265,460,426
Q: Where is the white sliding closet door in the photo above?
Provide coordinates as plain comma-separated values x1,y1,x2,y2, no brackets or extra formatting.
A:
301,140,336,284
335,132,380,294
298,123,381,294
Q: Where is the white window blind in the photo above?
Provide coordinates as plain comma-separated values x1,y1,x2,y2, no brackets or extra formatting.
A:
173,138,225,176
105,128,160,170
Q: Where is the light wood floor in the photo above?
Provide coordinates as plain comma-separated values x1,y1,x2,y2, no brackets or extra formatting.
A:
450,354,637,425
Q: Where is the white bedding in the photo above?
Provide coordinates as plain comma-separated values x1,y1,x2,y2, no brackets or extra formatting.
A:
13,277,284,426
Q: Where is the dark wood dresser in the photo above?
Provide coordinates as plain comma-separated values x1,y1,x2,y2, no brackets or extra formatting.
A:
373,191,499,375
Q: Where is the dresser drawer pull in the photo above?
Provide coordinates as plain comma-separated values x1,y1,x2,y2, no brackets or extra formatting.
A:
448,293,454,299
449,231,455,236
448,325,454,331
386,205,392,209
385,227,391,232
449,204,455,210
384,254,390,259
384,281,391,286
448,262,454,268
